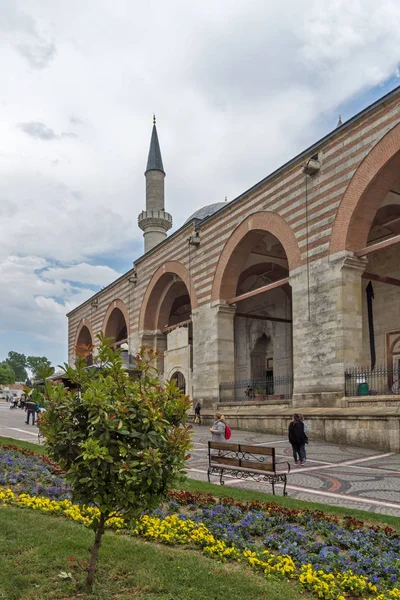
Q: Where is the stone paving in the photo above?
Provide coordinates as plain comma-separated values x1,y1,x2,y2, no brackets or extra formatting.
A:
2,402,400,516
189,425,400,517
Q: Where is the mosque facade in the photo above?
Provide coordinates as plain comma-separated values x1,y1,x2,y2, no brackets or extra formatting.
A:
67,87,400,451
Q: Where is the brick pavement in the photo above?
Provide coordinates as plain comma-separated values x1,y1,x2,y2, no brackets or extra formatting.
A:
2,402,400,516
189,425,400,517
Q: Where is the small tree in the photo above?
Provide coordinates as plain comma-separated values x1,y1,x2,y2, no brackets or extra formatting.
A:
27,356,53,381
0,362,15,385
39,335,192,588
5,351,27,381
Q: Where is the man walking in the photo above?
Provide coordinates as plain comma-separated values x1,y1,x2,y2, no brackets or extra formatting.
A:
25,399,36,426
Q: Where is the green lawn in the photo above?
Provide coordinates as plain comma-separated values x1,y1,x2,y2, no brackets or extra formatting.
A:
0,436,45,454
0,506,312,600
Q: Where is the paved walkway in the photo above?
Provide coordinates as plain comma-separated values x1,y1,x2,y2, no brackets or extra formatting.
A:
0,402,41,443
2,402,400,516
189,425,400,517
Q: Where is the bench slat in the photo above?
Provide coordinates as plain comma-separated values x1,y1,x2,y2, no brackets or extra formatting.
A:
211,456,241,467
209,463,279,476
209,442,239,452
240,459,273,472
239,444,274,456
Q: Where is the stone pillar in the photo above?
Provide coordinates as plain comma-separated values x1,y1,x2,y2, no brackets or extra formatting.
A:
291,254,367,407
140,331,167,377
192,303,236,407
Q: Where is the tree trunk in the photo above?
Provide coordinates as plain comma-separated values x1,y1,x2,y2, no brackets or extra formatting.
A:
86,513,106,589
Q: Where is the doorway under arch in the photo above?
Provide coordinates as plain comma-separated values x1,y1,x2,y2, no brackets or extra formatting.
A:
171,371,186,394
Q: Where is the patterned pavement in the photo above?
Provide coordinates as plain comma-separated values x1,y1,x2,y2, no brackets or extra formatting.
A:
189,425,400,516
2,402,400,516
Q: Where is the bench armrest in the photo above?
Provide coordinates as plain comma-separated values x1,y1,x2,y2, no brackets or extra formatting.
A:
274,460,290,474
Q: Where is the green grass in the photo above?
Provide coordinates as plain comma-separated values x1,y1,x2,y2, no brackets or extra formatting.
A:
0,436,45,454
181,478,400,529
2,435,400,529
0,506,312,600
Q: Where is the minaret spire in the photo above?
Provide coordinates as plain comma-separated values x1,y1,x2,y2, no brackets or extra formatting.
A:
138,118,172,254
145,119,165,174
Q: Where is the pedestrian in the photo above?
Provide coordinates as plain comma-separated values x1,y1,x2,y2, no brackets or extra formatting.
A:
25,399,36,426
245,385,254,399
194,401,202,424
288,413,308,466
209,412,226,441
299,414,309,462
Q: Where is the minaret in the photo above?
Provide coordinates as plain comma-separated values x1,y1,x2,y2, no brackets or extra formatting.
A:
138,116,172,253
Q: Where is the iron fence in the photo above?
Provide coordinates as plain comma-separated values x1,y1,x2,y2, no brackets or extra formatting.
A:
344,365,400,396
219,375,293,403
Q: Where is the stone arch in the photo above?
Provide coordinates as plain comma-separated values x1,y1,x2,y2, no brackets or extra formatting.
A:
211,211,301,302
101,299,130,341
139,261,198,332
330,122,400,254
74,319,94,365
74,318,94,349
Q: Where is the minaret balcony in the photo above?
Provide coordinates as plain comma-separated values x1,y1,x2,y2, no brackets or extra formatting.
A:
138,210,173,232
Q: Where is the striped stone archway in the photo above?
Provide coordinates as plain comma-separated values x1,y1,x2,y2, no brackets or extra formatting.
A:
330,122,400,255
139,261,198,332
211,210,302,302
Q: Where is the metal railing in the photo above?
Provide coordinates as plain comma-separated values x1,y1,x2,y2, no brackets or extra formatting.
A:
219,375,293,403
345,365,400,396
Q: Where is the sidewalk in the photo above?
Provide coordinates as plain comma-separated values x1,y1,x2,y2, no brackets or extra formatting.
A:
2,401,400,516
0,400,40,443
189,425,400,516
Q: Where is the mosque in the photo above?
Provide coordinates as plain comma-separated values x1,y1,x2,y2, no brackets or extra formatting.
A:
67,87,400,451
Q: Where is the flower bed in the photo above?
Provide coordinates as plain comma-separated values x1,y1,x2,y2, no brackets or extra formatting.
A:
0,446,70,499
1,445,400,599
1,488,393,599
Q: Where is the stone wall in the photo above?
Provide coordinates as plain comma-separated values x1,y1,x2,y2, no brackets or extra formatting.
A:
203,404,400,452
290,254,367,405
164,326,192,397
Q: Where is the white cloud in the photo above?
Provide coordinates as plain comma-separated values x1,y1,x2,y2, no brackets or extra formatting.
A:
0,0,399,364
0,255,119,351
45,263,122,286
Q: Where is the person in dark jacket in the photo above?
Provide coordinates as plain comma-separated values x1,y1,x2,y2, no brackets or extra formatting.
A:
25,400,37,425
194,402,202,424
288,413,308,466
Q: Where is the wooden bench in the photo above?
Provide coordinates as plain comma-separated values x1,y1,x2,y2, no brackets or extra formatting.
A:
207,441,290,496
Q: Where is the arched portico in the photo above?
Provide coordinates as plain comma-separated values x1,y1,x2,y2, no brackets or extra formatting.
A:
74,319,94,365
193,212,297,404
102,299,129,348
139,261,197,332
285,123,400,402
330,122,400,255
212,211,301,302
139,261,196,391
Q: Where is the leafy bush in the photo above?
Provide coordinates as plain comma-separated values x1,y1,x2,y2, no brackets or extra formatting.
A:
39,335,192,587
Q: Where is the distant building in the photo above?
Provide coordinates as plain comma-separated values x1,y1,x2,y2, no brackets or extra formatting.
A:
67,88,400,451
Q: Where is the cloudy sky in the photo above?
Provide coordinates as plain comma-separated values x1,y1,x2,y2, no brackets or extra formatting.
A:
0,0,399,369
